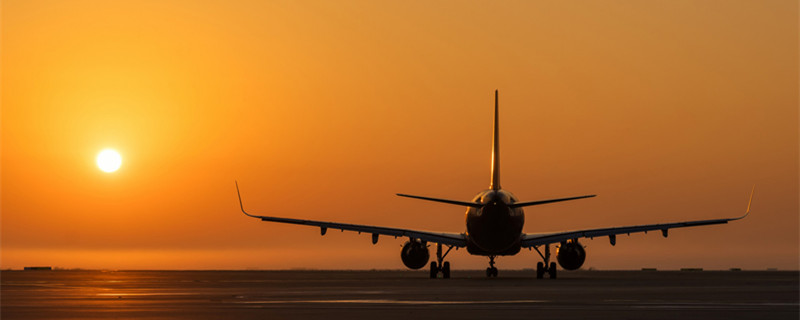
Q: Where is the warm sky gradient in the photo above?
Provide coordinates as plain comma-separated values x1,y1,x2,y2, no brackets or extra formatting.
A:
2,0,798,270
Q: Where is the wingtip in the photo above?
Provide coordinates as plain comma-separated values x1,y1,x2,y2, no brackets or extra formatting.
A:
734,185,755,220
235,180,249,216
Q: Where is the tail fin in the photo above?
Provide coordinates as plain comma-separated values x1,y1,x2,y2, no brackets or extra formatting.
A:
490,90,500,190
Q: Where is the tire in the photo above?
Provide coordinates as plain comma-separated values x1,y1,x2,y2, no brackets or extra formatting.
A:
536,262,544,279
442,262,450,279
430,262,438,279
486,267,493,278
549,262,557,279
491,267,498,277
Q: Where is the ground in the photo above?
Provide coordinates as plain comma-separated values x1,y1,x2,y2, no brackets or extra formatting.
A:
2,270,797,319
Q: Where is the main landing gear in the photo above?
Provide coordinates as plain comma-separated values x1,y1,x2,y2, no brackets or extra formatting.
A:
533,244,557,279
485,256,498,277
430,243,454,279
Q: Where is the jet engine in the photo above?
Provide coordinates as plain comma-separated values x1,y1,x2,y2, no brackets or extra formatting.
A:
556,240,586,270
400,239,429,269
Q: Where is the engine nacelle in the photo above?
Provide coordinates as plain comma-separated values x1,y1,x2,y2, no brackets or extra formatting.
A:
400,239,429,269
556,240,586,270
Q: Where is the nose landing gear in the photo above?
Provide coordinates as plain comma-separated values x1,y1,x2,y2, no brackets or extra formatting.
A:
533,244,557,279
485,256,498,277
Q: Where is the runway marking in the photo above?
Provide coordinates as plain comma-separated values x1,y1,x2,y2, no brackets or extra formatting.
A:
603,299,638,302
631,302,800,309
238,299,549,305
275,290,389,295
96,292,202,297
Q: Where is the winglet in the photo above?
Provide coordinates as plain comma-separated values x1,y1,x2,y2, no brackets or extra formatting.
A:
745,185,754,216
235,181,257,218
733,185,755,221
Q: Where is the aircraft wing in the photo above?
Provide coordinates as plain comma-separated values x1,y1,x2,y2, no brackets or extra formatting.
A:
236,182,467,247
521,187,754,248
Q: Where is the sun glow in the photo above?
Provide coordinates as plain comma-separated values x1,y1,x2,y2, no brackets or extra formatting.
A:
96,149,122,173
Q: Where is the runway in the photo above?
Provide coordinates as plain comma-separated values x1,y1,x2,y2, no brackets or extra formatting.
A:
2,270,797,319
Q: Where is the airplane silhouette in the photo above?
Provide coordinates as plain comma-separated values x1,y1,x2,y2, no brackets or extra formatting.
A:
236,90,753,278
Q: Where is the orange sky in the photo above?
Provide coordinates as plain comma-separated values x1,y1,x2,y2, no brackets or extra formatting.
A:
2,0,798,270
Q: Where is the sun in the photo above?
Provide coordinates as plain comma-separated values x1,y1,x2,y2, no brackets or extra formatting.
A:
96,149,122,173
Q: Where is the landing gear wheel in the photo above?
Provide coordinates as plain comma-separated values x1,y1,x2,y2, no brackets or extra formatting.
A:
431,243,454,279
536,262,544,279
485,256,498,278
548,262,557,279
430,262,439,279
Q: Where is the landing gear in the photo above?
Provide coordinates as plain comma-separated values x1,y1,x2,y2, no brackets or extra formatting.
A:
533,244,557,279
536,262,545,279
429,243,454,279
485,256,498,278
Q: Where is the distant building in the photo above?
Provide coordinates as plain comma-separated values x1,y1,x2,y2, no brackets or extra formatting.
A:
23,266,52,271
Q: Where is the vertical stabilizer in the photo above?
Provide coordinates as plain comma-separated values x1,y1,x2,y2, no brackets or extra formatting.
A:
490,90,500,190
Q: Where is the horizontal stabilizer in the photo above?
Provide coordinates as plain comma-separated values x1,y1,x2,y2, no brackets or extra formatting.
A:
396,194,482,208
509,194,596,208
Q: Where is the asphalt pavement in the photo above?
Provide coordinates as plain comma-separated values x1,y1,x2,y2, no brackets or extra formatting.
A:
2,270,797,319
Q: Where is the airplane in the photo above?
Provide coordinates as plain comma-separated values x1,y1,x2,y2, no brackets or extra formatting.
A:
236,90,753,279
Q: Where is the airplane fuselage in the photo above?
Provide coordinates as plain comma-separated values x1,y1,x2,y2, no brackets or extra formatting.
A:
465,189,524,256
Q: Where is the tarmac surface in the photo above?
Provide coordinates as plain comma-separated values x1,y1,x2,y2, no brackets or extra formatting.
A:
2,270,798,319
